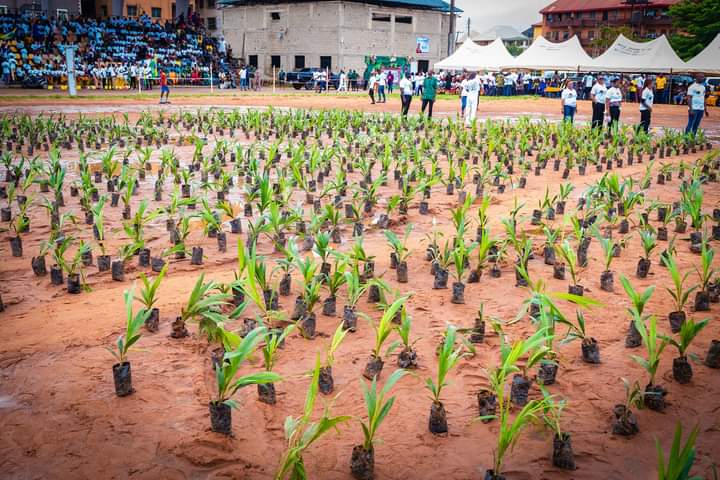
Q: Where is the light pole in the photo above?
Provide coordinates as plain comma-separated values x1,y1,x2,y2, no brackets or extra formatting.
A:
64,44,77,97
448,0,456,55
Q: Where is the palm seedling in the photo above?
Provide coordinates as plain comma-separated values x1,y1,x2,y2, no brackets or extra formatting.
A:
320,322,349,395
655,423,702,480
275,356,351,480
394,306,419,368
620,274,655,348
106,287,151,397
558,310,600,363
631,314,669,411
596,231,617,292
555,239,582,295
539,387,575,470
342,269,369,331
483,328,551,479
450,241,477,304
351,369,407,480
258,325,295,404
135,264,167,332
176,274,231,341
62,240,92,294
211,326,281,435
662,252,697,333
637,228,657,278
322,256,348,316
426,325,465,434
665,318,708,385
383,223,413,283
362,296,408,380
693,241,716,312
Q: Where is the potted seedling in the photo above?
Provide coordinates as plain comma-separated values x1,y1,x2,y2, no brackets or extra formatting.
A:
555,240,582,296
320,322,349,394
276,356,350,479
432,240,453,289
362,296,407,380
539,387,575,470
176,274,231,340
63,240,91,294
631,315,669,411
394,306,419,368
112,242,139,282
343,269,368,331
259,325,295,404
541,225,560,266
558,310,600,363
612,378,643,437
637,228,656,278
450,241,477,303
655,423,702,480
620,275,654,348
383,224,413,283
426,325,465,435
351,369,407,480
106,287,151,397
596,232,617,292
299,277,322,339
136,264,167,332
211,326,281,435
665,318,708,385
662,252,697,333
694,241,716,312
323,256,348,316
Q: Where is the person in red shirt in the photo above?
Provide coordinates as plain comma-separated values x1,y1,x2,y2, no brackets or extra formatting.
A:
159,70,170,104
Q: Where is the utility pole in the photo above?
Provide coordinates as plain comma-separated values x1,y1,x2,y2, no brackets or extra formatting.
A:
448,0,456,55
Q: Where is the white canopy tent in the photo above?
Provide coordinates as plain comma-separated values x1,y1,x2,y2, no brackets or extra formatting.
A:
685,34,720,74
503,35,592,71
433,38,516,71
581,34,687,73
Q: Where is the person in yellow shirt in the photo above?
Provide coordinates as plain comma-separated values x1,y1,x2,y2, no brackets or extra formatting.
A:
655,74,667,104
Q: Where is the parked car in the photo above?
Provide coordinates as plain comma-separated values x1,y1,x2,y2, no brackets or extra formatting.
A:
285,68,340,90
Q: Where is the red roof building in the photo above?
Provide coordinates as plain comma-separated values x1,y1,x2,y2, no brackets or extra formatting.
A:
536,0,682,55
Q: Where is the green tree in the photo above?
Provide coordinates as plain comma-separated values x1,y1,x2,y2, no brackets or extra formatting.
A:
669,0,720,60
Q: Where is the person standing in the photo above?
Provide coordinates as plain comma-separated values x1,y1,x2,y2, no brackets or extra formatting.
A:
239,65,247,91
377,70,387,103
606,77,623,133
159,69,170,104
255,68,263,91
582,73,594,100
421,70,438,118
560,80,578,124
338,69,347,92
464,72,480,126
367,70,377,104
399,73,413,116
638,78,654,133
386,70,394,94
459,74,468,116
685,74,707,135
590,76,607,129
655,73,667,104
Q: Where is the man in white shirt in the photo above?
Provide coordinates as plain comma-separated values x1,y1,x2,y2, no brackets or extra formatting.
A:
463,72,480,126
368,71,377,104
590,76,607,129
378,71,387,103
606,77,623,133
583,73,594,100
338,70,347,92
459,75,469,116
399,73,413,116
685,74,707,135
638,78,654,133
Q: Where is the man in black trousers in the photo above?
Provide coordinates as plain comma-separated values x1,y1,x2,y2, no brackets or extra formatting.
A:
590,76,607,129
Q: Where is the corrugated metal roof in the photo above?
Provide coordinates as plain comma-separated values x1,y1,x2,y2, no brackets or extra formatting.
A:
217,0,459,12
540,0,681,14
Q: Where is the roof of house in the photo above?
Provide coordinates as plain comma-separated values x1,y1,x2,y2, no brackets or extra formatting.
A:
456,25,529,44
540,0,681,14
217,0,460,12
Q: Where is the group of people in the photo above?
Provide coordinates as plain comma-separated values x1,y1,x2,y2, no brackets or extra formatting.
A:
365,69,442,119
560,73,709,135
0,10,232,89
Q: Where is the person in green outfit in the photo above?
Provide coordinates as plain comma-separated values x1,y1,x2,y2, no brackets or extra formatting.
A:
421,70,439,118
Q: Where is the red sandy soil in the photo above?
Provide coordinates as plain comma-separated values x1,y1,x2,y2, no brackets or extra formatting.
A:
1,97,720,480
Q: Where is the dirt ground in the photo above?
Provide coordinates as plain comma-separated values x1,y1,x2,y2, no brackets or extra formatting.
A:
1,93,720,480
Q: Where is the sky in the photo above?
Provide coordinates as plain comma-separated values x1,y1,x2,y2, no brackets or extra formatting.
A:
454,0,549,34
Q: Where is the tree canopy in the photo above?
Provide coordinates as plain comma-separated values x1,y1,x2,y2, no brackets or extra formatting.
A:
669,0,720,60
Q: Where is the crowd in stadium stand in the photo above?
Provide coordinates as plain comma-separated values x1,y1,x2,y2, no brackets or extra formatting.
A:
0,11,232,88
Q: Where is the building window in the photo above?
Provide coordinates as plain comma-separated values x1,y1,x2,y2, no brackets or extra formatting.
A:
602,10,608,20
127,5,138,16
207,16,217,30
563,31,569,40
271,55,281,69
151,7,161,17
372,13,391,22
395,15,412,24
249,55,258,68
545,32,551,39
294,55,305,69
197,0,204,8
207,0,215,7
100,5,108,16
320,56,332,70
588,30,595,40
270,11,281,20
0,5,7,14
56,8,68,20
